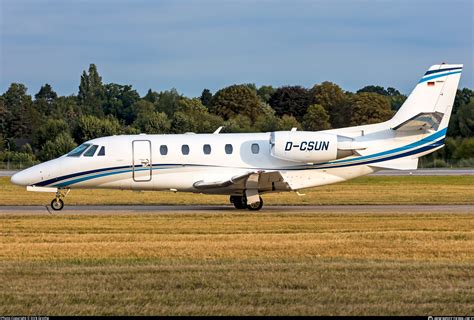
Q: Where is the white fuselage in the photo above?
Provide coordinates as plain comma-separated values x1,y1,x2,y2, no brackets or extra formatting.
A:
10,125,439,195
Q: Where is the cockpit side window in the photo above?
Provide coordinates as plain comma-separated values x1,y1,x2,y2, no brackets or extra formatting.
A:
98,146,105,156
67,144,91,157
84,145,99,157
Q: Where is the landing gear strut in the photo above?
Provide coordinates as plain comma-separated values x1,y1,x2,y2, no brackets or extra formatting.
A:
51,189,69,211
230,195,263,211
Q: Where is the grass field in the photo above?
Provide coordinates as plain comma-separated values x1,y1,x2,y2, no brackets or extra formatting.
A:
1,176,473,315
1,175,473,206
1,210,473,315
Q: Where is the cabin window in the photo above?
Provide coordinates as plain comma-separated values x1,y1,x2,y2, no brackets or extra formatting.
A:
251,143,260,154
182,145,190,155
84,145,99,157
160,145,168,155
67,143,91,157
98,146,105,156
225,144,233,154
203,144,211,155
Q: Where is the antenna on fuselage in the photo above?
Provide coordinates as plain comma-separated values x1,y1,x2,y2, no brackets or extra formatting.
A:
213,126,224,134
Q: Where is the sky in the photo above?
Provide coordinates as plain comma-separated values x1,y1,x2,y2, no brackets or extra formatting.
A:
1,0,473,98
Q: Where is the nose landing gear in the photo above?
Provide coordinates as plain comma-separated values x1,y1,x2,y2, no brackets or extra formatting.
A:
51,189,69,211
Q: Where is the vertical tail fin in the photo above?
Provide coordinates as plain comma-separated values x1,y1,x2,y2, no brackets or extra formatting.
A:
390,64,463,133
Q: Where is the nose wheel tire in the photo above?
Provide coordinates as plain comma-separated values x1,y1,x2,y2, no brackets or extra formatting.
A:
51,198,64,211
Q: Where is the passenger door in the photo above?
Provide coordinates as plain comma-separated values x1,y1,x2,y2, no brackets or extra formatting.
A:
132,140,152,182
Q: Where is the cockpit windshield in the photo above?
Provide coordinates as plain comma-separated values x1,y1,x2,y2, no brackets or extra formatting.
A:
67,143,91,157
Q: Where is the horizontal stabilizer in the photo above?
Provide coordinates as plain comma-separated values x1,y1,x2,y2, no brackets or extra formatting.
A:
392,112,444,132
369,157,419,171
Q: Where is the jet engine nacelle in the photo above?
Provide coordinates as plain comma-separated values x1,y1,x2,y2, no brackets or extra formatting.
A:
270,131,357,163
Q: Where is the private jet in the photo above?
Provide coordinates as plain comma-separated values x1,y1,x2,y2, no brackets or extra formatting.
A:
11,64,463,211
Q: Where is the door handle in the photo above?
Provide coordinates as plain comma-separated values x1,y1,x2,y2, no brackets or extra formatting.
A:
140,159,150,167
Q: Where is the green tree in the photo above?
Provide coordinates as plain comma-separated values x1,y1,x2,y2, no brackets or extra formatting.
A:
156,89,182,117
310,82,349,128
253,102,280,132
34,84,58,118
357,85,406,110
134,111,171,134
0,97,6,140
200,89,212,107
75,115,122,142
453,88,474,114
222,115,254,133
131,99,155,116
171,97,223,133
253,113,280,132
448,89,474,138
457,98,474,137
349,92,393,126
78,64,105,116
33,119,70,150
39,132,77,161
35,83,57,102
302,104,331,131
257,85,275,103
102,83,140,124
53,96,81,123
2,83,38,138
357,85,387,96
453,138,474,160
210,85,261,121
269,86,311,120
143,89,159,103
279,115,302,131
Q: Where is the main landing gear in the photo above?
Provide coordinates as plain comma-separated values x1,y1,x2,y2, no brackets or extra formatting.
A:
230,195,263,211
51,189,69,211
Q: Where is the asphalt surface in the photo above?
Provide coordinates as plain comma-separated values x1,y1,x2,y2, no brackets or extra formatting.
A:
0,170,17,177
0,204,472,214
2,169,474,177
370,169,474,176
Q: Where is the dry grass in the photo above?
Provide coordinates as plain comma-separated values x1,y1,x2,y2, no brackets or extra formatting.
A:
1,210,473,315
1,175,474,206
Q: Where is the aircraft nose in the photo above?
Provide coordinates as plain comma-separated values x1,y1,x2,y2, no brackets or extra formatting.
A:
11,170,30,186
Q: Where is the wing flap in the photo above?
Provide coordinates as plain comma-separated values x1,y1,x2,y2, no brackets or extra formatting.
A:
193,171,262,190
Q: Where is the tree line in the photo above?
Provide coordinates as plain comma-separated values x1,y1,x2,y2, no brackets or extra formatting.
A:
0,64,473,168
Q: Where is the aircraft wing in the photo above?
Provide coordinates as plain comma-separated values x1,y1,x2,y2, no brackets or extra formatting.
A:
193,170,291,192
193,171,263,189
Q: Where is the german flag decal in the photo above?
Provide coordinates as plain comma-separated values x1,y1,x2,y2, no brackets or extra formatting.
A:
427,81,435,86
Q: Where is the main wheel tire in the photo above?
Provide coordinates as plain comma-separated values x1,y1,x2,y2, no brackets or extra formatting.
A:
247,197,263,211
230,195,247,209
51,198,64,211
